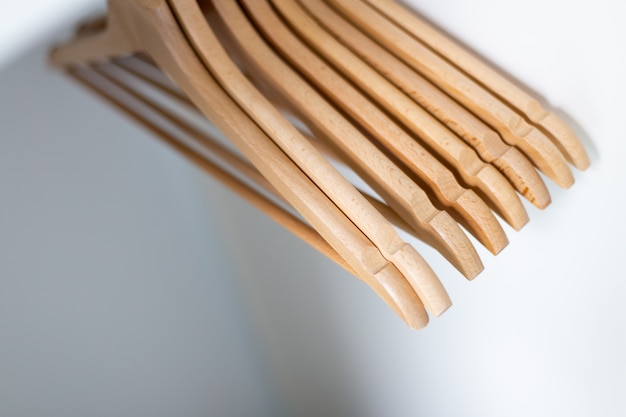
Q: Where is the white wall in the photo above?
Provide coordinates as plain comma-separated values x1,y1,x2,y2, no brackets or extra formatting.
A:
0,1,624,416
0,45,281,416
0,0,105,70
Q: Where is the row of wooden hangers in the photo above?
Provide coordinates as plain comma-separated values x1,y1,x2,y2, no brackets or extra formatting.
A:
50,0,589,329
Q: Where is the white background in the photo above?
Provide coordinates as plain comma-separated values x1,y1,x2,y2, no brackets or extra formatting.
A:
0,1,624,416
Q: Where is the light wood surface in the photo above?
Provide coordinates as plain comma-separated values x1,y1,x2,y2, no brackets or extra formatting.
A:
207,0,482,279
296,0,550,210
363,0,590,171
326,0,574,189
167,0,451,316
115,54,460,268
48,0,591,329
95,58,440,284
241,0,508,255
273,0,527,230
50,0,437,327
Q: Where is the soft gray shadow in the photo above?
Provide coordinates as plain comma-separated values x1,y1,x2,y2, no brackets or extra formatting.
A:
0,35,281,417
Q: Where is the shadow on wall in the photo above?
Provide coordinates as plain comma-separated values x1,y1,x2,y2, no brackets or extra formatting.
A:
0,41,283,417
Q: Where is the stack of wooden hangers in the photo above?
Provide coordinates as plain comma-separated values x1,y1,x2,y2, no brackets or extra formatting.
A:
50,0,589,329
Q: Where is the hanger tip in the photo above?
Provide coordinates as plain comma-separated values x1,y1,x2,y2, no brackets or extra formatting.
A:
524,128,575,189
456,190,509,255
474,165,529,231
538,112,591,171
374,263,430,329
496,147,552,210
426,211,484,280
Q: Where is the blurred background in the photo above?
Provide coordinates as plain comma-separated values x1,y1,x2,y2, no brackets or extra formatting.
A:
0,1,624,416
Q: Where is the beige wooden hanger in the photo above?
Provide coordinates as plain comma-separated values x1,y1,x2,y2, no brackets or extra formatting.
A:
326,0,575,189
195,0,483,279
72,60,433,328
239,0,508,255
50,0,442,326
71,64,342,270
104,54,424,259
295,0,551,210
270,0,528,231
112,54,461,266
159,0,452,317
361,0,590,171
83,60,359,273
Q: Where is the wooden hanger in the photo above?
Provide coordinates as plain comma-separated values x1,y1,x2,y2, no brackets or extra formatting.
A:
326,0,575,189
160,0,451,317
295,0,551,210
72,60,433,327
361,0,590,171
269,0,528,231
112,54,466,270
72,63,340,269
196,0,483,279
49,0,591,328
50,0,443,326
105,54,428,259
238,0,508,255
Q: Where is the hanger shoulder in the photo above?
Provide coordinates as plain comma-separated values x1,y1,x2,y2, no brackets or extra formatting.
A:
169,0,452,316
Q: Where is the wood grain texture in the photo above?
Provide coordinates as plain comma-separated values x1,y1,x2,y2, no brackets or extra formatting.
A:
297,0,550,210
50,0,435,327
117,53,478,296
241,0,508,255
326,0,574,188
208,0,482,280
168,0,451,316
274,0,527,230
363,0,590,171
112,54,467,283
